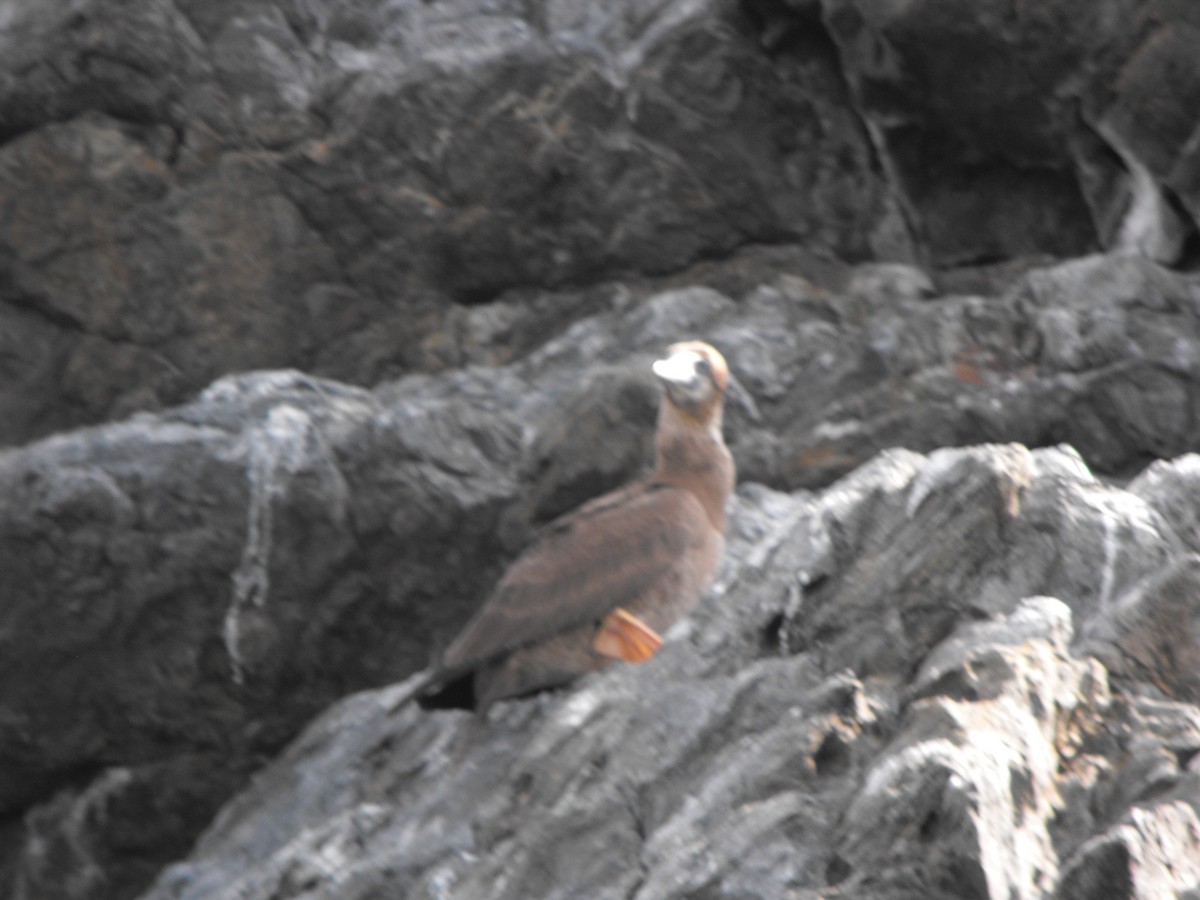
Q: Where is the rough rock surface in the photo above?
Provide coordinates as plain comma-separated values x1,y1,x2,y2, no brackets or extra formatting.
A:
4,261,1200,898
822,0,1200,267
130,443,1200,900
4,0,1200,898
0,0,902,445
3,0,1200,445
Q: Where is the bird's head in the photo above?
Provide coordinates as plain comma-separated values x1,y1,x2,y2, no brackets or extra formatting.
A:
652,341,759,429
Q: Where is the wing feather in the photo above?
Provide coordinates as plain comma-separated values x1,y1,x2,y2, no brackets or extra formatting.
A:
441,481,709,670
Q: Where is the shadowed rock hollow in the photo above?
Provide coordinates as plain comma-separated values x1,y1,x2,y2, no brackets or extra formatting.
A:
2,0,1200,898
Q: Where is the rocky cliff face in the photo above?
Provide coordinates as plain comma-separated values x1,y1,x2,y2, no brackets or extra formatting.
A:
4,0,1198,447
136,444,1200,900
2,1,1200,898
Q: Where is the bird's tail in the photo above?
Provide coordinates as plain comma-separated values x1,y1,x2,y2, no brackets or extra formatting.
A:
380,667,440,714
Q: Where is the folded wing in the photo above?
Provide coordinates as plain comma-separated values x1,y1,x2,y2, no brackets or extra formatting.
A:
441,481,710,672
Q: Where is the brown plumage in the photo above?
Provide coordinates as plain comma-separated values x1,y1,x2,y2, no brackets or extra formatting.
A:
392,341,753,712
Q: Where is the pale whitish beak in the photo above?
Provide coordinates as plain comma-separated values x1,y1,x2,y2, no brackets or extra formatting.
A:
725,373,761,423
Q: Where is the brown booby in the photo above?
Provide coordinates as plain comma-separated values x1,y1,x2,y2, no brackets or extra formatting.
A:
390,341,756,712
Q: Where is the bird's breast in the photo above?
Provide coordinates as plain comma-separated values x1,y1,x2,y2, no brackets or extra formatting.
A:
627,528,725,635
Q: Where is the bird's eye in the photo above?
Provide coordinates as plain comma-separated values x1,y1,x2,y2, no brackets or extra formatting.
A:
695,357,713,378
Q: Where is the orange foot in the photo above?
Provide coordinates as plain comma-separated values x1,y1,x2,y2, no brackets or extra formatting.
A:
593,608,663,663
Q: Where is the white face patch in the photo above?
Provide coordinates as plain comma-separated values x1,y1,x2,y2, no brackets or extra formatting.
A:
652,350,705,387
653,349,718,419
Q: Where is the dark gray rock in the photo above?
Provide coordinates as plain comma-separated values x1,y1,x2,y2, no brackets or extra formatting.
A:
0,368,522,898
723,253,1200,488
821,0,1200,267
0,282,766,898
0,0,900,446
120,444,1200,900
1128,454,1200,552
6,248,1200,897
8,0,1199,446
4,0,1200,896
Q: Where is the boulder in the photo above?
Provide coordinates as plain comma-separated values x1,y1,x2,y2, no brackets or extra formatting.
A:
821,0,1200,266
7,0,1196,445
0,0,900,445
3,0,1200,896
126,445,1200,900
4,253,1200,897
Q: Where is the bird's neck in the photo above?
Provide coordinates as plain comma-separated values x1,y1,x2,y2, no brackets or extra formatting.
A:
654,402,735,531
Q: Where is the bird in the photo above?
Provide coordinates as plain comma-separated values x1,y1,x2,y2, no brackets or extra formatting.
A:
387,341,757,713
